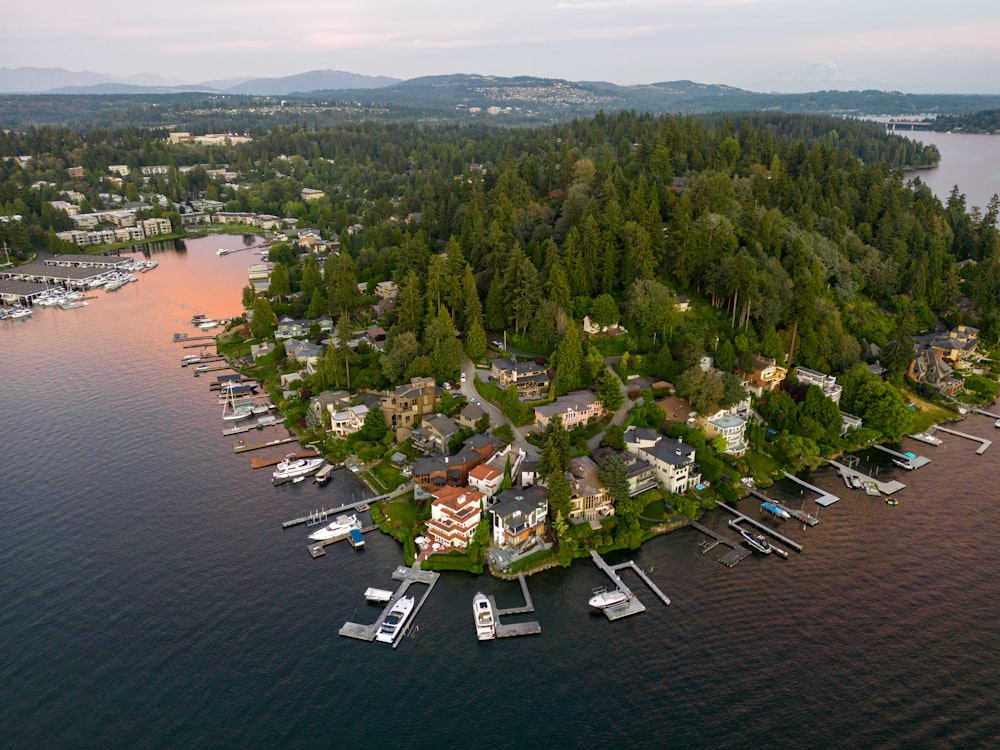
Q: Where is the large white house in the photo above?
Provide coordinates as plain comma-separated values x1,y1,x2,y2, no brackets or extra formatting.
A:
426,486,485,550
623,427,701,493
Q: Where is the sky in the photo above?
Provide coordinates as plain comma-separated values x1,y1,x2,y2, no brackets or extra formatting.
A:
5,0,1000,93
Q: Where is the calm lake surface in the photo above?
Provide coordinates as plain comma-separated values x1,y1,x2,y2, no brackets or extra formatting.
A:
904,130,1000,212
3,236,1000,749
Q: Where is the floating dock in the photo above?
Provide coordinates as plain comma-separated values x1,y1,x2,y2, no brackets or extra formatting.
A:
934,425,992,455
588,550,670,620
308,524,377,557
907,431,943,447
487,574,542,638
339,564,440,649
365,588,393,604
281,490,406,529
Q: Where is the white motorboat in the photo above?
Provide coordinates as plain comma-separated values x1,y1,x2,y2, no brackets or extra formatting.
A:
7,308,33,319
376,596,415,644
588,588,630,610
272,454,325,482
739,528,772,554
473,593,496,641
308,513,360,541
197,319,220,330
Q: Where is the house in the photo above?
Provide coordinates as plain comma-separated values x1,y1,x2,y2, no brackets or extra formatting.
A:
275,316,312,340
457,402,488,430
591,449,659,497
330,404,369,438
744,354,787,396
489,486,549,551
701,409,748,457
655,395,697,426
283,338,322,366
426,486,486,550
623,427,701,494
411,434,500,494
929,325,979,364
534,391,605,430
301,188,326,202
468,464,504,498
567,456,614,524
280,371,304,388
250,341,275,361
381,376,438,441
674,295,691,312
794,367,842,404
840,412,863,436
908,349,964,395
413,413,459,455
490,357,550,400
582,315,626,336
307,390,349,429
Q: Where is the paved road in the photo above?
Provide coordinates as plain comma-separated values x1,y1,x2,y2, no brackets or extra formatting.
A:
459,356,539,460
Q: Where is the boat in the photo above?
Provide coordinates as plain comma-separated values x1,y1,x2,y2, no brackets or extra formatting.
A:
6,308,33,319
348,528,365,549
181,355,201,365
57,300,88,309
588,588,631,610
995,419,1000,429
739,528,772,554
272,454,325,483
375,596,416,644
909,432,943,446
221,387,253,422
892,458,915,470
194,364,211,372
885,498,899,506
761,501,791,520
849,474,863,489
197,319,219,330
356,503,369,512
303,516,361,542
473,593,496,640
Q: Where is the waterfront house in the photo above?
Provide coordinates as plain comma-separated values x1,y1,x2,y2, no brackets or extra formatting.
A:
413,413,459,455
623,427,701,494
411,434,500,494
489,486,549,551
329,403,370,438
701,409,748,458
426,486,485,550
567,456,614,524
467,464,504,499
591,448,659,497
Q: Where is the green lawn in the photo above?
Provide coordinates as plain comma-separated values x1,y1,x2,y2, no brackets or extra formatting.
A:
382,498,421,529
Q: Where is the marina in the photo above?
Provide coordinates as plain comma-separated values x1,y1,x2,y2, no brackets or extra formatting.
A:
338,564,440,649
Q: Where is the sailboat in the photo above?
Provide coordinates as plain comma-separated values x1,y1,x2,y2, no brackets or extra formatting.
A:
221,385,253,422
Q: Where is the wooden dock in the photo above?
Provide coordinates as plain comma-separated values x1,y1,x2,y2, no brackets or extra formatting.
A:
338,564,440,649
934,425,992,454
281,488,409,529
715,502,803,552
688,521,751,567
173,333,217,342
247,446,316,466
488,574,542,638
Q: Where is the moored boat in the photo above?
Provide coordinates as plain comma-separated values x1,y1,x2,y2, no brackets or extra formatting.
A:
473,593,496,640
588,588,630,610
308,513,360,541
272,454,325,483
376,596,415,644
739,528,772,554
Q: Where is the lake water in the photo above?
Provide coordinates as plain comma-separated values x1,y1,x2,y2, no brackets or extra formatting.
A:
3,237,1000,749
904,130,1000,213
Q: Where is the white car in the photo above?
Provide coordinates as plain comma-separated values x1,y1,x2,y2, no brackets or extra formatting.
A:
460,373,467,383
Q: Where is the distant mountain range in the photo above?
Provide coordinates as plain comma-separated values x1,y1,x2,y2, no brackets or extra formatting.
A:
4,68,1000,128
0,67,402,95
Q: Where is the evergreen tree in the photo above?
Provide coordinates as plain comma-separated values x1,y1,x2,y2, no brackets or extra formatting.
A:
268,262,291,301
484,272,506,333
250,295,277,340
553,319,583,393
464,318,488,362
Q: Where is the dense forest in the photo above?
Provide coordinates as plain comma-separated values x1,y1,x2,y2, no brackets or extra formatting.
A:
931,108,1000,133
3,111,1000,468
